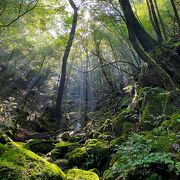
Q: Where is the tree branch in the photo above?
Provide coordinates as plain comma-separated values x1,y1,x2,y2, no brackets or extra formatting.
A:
0,0,39,28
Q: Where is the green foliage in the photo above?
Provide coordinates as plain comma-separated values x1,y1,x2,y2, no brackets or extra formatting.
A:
105,133,179,179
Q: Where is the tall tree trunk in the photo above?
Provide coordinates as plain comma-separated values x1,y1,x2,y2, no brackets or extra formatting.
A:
119,0,157,52
98,54,115,93
148,0,164,42
94,38,115,93
153,0,167,40
55,0,78,121
170,0,180,33
119,0,175,90
146,0,158,38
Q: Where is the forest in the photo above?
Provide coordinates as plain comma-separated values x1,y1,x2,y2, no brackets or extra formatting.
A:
0,0,180,179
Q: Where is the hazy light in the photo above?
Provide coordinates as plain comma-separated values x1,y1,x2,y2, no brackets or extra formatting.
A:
84,10,90,21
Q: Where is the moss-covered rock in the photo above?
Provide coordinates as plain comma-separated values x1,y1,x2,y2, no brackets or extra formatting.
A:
25,139,55,154
50,141,80,160
112,109,137,136
161,114,180,132
68,147,87,167
66,169,99,180
110,135,126,149
137,87,180,130
0,142,65,179
60,132,71,141
68,139,109,171
142,129,179,152
118,109,139,123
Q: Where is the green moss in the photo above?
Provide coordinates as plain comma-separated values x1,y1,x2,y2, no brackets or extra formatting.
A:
161,114,180,132
118,109,139,123
95,119,113,136
147,173,162,180
122,122,133,134
68,139,109,171
0,142,65,180
143,131,178,152
161,120,171,127
68,147,87,167
137,87,180,130
97,134,113,141
110,135,126,149
66,169,99,180
51,141,80,160
112,109,138,136
112,117,124,136
60,132,70,141
170,114,180,131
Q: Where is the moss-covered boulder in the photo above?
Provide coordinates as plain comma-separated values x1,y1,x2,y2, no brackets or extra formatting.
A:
98,119,113,134
112,109,136,136
60,132,71,141
137,87,180,130
68,139,109,171
68,147,87,167
50,141,80,160
161,114,180,132
66,169,99,180
25,139,55,154
0,142,65,179
95,109,136,138
110,135,126,149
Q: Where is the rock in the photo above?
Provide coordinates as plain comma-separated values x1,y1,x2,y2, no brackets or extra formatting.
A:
50,141,80,160
66,169,99,180
68,139,109,171
0,142,65,179
61,132,71,141
137,87,180,130
25,139,55,154
161,114,180,132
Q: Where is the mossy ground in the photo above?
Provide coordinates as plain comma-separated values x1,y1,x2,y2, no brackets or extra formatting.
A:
0,87,179,180
0,141,65,180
